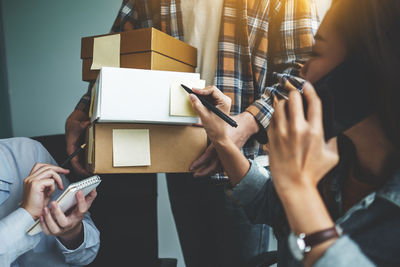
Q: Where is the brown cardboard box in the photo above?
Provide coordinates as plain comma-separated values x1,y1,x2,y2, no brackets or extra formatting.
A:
86,123,207,174
81,28,197,81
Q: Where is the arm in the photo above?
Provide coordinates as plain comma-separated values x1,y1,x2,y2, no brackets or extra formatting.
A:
246,0,319,132
0,208,41,265
53,202,100,265
190,87,284,226
268,83,374,266
66,0,144,175
36,142,100,265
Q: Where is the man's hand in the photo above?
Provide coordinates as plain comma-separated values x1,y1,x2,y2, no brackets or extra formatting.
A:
189,86,260,177
40,189,97,250
190,112,260,177
21,163,69,220
65,109,91,176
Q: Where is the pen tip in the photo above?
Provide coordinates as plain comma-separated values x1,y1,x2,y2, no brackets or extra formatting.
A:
81,143,87,149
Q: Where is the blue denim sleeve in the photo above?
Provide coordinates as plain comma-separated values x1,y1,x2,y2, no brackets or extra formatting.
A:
314,235,376,267
226,160,283,227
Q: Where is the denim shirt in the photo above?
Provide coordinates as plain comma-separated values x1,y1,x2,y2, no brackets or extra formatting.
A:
227,138,400,267
0,138,100,267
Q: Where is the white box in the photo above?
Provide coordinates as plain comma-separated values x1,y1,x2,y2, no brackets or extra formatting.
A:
91,67,205,124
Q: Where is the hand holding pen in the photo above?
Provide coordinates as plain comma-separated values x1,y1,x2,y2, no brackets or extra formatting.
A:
182,84,238,128
187,85,235,144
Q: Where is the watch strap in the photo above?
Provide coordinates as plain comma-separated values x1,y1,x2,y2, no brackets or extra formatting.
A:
303,226,342,248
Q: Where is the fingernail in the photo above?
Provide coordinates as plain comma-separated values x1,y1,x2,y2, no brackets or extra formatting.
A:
189,94,196,102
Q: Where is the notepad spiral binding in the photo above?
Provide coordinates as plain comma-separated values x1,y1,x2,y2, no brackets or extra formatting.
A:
74,175,101,190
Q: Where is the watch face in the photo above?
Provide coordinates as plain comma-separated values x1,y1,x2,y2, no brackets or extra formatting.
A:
288,232,305,261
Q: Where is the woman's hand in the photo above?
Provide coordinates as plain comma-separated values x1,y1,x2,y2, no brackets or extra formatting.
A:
268,82,339,195
189,86,232,144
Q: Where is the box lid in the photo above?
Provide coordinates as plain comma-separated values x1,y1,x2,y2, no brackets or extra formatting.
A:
81,27,197,68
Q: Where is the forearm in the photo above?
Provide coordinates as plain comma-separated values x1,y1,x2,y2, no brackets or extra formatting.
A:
280,185,336,267
214,137,250,186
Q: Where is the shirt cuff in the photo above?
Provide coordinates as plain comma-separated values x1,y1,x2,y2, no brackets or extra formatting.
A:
226,160,270,206
246,96,274,129
55,220,93,254
314,235,375,267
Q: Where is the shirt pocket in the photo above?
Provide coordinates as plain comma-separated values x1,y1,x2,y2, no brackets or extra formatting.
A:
0,179,11,205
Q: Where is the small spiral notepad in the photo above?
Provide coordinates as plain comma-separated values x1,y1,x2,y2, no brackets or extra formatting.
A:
27,175,101,236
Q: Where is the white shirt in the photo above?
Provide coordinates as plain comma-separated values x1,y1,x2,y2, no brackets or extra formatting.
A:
0,137,100,267
181,0,224,86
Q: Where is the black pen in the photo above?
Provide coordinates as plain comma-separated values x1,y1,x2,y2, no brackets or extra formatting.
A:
61,143,87,168
181,84,238,128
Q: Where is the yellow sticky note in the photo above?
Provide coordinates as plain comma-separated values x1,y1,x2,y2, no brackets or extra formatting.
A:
91,34,121,70
170,80,205,117
88,81,97,118
88,126,94,164
112,129,151,167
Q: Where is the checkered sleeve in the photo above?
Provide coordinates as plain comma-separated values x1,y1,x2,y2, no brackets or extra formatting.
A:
246,0,318,131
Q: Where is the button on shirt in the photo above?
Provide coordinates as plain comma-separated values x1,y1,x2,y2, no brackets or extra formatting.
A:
0,138,100,267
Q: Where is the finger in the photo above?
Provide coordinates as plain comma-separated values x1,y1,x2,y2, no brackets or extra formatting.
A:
81,190,97,211
31,163,47,174
273,100,288,136
75,191,88,214
191,86,214,96
35,169,64,190
80,120,91,129
190,144,217,170
192,86,229,106
189,94,211,118
34,164,70,175
43,207,61,235
302,82,323,129
283,80,298,92
50,201,70,228
193,159,220,178
36,178,57,194
39,216,51,235
287,90,306,126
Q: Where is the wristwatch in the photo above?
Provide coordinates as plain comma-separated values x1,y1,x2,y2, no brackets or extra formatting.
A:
288,225,343,261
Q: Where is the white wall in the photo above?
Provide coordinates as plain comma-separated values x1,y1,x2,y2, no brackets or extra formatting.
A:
2,0,120,137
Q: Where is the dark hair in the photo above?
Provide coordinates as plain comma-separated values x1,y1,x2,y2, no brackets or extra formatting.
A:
333,0,400,149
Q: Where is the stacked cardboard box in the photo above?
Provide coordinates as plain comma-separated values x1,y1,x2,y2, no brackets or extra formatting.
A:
81,28,207,174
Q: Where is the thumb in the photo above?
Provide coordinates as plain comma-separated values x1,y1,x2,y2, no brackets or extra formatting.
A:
80,121,91,129
189,94,209,117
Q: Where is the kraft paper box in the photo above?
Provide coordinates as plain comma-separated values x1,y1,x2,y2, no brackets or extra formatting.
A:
81,27,197,81
86,123,207,174
90,67,205,125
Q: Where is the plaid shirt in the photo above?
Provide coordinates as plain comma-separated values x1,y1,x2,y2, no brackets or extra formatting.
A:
76,0,319,164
